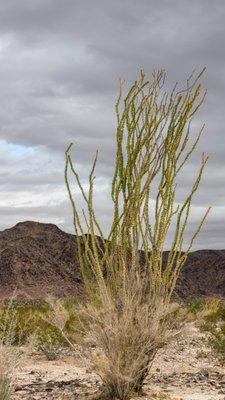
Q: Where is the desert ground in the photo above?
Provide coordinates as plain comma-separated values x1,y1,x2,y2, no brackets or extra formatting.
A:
12,322,225,400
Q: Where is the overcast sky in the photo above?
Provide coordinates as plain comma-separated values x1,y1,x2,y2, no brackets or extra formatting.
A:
0,0,224,249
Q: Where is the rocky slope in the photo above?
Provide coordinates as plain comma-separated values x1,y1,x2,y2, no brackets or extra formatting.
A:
0,221,224,299
0,221,83,299
176,249,225,299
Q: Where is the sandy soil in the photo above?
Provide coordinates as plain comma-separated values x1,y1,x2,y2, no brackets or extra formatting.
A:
12,323,225,400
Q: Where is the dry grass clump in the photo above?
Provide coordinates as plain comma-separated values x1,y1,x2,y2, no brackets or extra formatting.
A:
0,345,20,400
0,301,25,400
65,69,209,399
81,285,186,399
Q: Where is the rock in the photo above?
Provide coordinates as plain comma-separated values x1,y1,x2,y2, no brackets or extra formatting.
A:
198,369,209,381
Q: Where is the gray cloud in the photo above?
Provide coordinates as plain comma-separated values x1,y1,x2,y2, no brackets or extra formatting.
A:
0,0,225,248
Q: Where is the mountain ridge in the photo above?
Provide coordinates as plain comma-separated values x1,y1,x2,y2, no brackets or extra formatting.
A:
0,221,224,300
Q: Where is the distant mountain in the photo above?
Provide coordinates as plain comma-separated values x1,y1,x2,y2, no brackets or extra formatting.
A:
0,221,224,300
0,221,83,299
176,249,225,299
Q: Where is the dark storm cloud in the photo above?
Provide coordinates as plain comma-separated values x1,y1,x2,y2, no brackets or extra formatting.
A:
0,0,225,247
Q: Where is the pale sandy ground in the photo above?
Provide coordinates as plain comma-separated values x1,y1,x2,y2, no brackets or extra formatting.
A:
13,323,225,400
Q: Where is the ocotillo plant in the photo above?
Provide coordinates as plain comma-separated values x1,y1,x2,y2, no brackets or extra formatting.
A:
65,69,210,400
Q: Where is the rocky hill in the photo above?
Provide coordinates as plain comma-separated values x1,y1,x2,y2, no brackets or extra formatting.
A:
0,221,83,299
0,221,224,300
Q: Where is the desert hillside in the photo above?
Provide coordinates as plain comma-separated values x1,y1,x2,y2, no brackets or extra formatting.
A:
0,221,224,299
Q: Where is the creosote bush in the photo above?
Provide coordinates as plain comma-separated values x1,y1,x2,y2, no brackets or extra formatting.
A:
65,69,210,399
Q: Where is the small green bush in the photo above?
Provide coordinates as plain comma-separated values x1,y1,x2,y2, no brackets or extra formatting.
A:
186,298,206,315
0,298,82,359
201,300,225,365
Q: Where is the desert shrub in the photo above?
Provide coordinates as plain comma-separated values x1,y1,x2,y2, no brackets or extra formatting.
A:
0,299,82,362
0,306,38,345
0,301,52,345
35,316,71,360
30,298,84,357
37,333,63,361
187,298,206,315
187,298,222,320
65,69,210,399
201,300,225,365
